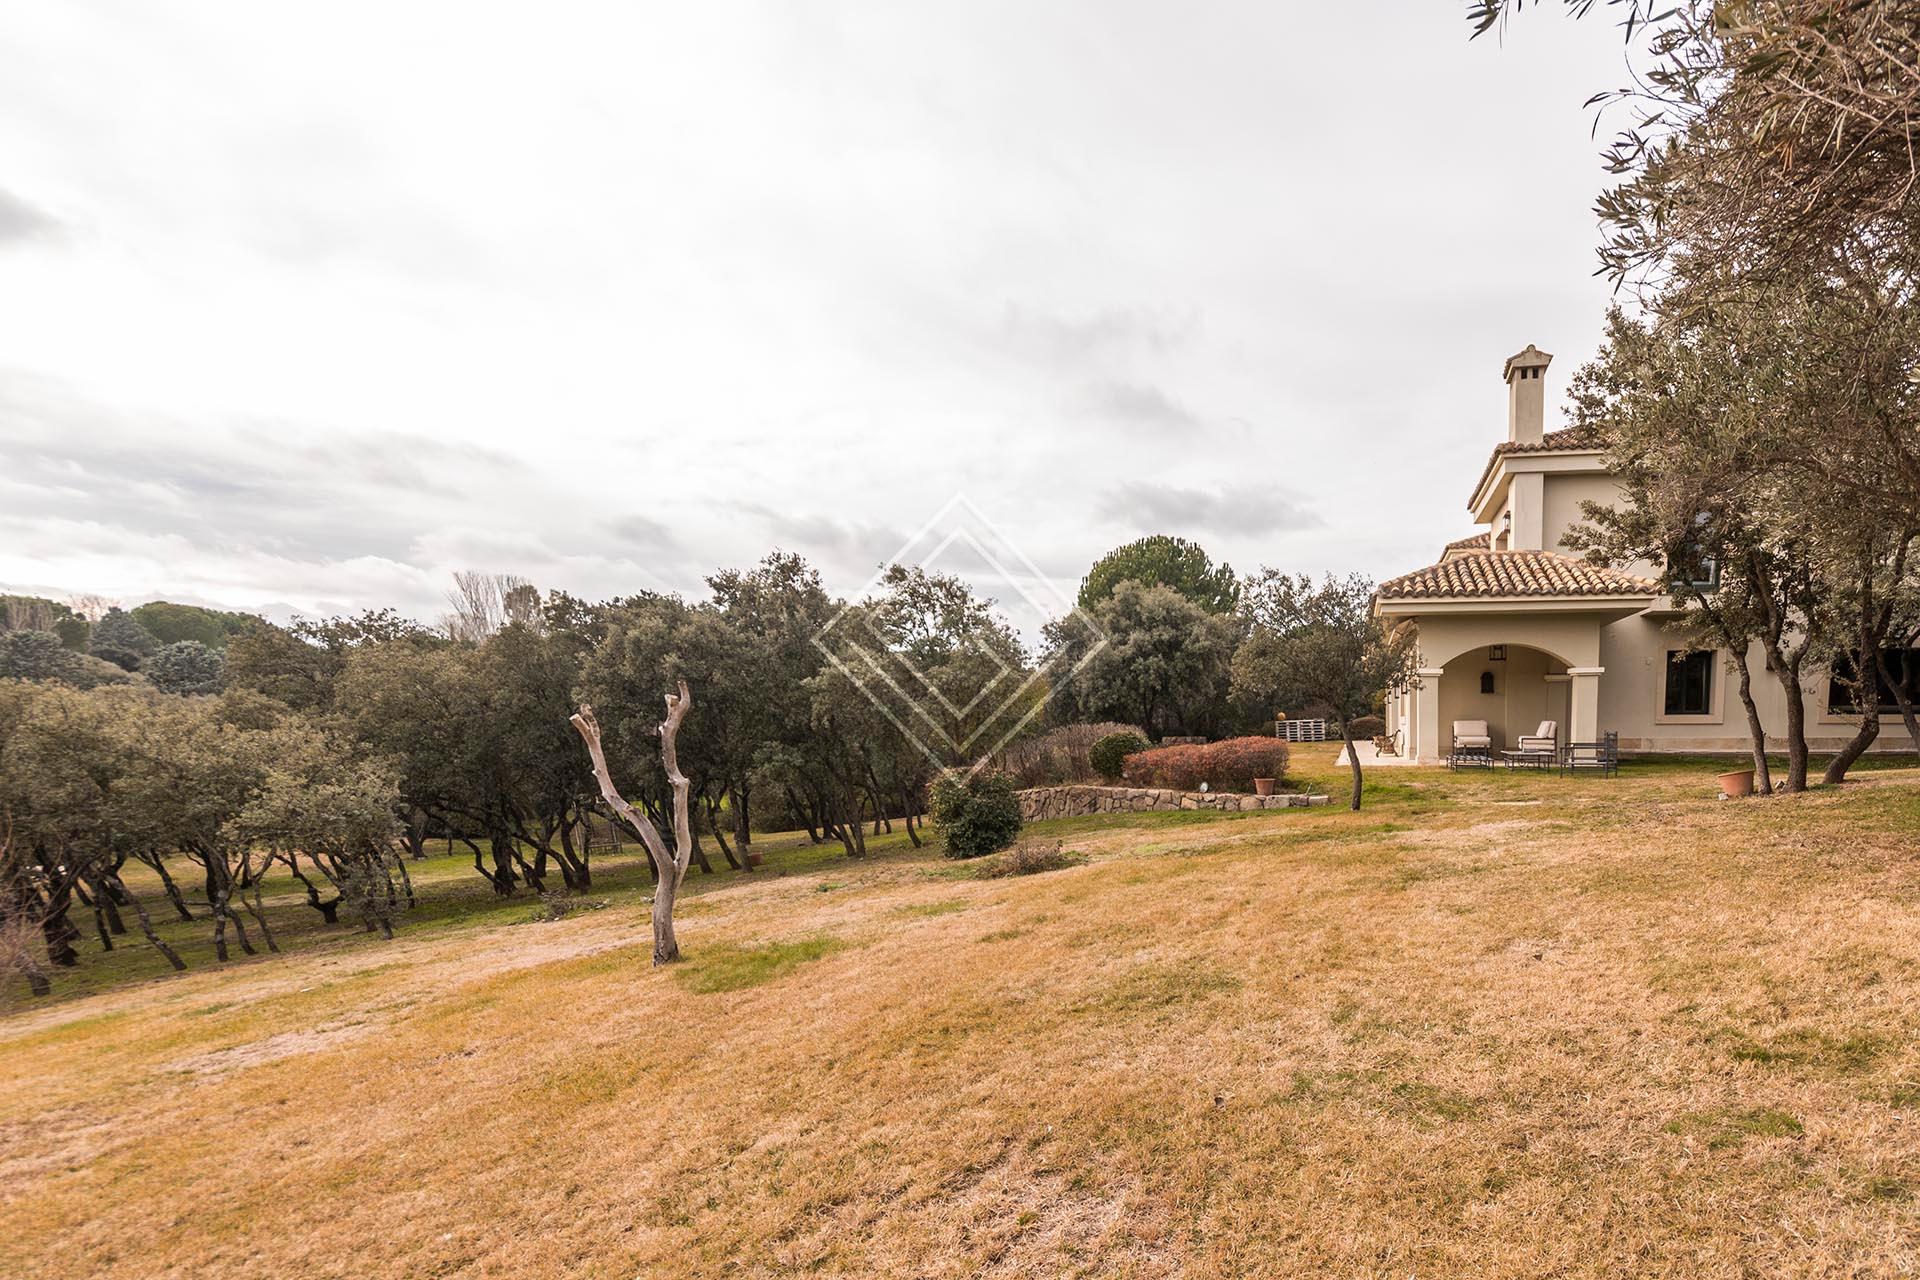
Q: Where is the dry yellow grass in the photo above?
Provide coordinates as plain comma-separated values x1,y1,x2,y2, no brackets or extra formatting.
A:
4,751,1920,1277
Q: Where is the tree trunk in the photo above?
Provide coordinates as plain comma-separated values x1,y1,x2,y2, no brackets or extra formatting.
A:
114,874,186,972
485,828,519,896
571,684,695,966
403,808,429,861
145,853,195,921
1880,648,1920,761
703,794,741,869
732,783,752,853
1827,586,1891,785
1765,656,1811,792
1825,700,1881,784
902,784,923,848
1731,651,1773,794
1341,725,1364,811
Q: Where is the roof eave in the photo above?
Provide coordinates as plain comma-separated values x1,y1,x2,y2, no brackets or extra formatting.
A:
1467,448,1609,516
1376,593,1658,616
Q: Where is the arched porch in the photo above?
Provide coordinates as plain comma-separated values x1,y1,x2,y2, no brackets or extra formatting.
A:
1381,611,1614,764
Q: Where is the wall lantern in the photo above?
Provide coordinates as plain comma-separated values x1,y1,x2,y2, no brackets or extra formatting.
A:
1488,645,1506,661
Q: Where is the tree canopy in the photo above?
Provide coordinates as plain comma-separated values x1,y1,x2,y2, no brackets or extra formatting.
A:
1076,536,1239,615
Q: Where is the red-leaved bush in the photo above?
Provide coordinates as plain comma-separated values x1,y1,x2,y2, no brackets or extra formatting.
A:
1120,736,1289,792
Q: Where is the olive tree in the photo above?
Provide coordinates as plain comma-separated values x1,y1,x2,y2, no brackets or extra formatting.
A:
1231,572,1417,811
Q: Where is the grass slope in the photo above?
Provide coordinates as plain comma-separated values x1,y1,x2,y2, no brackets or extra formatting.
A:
4,748,1920,1277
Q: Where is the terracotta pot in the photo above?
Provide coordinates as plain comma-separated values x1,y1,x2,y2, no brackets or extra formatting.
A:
746,851,765,867
1717,768,1755,799
1252,777,1276,797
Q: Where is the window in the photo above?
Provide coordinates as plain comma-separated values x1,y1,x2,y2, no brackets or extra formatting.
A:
1676,512,1720,591
1664,650,1714,716
1827,647,1920,714
1685,555,1720,590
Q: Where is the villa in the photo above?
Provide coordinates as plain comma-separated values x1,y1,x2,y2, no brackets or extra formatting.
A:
1375,344,1917,763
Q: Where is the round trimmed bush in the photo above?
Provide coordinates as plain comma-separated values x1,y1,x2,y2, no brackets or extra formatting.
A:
930,771,1023,860
1349,715,1385,740
1089,731,1150,782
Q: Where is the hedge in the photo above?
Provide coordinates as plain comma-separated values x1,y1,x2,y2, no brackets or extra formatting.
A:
1120,736,1290,792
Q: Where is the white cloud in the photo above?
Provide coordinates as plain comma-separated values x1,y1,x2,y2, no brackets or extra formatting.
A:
0,0,1632,625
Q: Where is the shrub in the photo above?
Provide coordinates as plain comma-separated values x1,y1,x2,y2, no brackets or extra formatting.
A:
971,839,1086,878
991,722,1148,787
1349,715,1385,740
1089,731,1150,781
1121,736,1289,792
930,771,1023,859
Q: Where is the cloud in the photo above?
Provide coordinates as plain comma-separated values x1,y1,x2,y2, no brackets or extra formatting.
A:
1095,481,1322,538
607,513,681,553
1079,380,1201,433
0,187,60,246
733,503,912,580
1000,303,1198,367
0,371,697,616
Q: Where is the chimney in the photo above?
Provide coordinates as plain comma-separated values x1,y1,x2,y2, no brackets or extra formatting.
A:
1503,343,1552,444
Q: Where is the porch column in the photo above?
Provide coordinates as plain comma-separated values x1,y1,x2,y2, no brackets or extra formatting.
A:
1568,666,1604,744
1415,667,1444,763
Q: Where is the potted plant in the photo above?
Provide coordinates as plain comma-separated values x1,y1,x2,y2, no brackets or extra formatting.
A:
1717,767,1755,799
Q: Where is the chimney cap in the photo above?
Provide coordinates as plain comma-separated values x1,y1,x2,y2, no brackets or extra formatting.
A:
1503,344,1553,382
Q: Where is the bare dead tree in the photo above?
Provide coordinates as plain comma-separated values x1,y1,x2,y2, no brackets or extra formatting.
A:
66,594,118,624
570,681,694,965
442,571,534,644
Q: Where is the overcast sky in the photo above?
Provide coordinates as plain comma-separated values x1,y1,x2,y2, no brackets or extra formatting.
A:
0,1,1636,639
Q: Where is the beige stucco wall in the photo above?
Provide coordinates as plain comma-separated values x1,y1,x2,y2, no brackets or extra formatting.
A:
1542,474,1621,551
1410,610,1603,671
1385,606,1919,758
1598,614,1916,754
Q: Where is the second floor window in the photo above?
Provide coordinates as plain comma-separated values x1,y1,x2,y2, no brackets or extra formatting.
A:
1665,649,1714,716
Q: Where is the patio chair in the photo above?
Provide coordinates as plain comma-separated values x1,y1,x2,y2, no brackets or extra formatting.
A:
1560,730,1619,777
1372,728,1402,757
1502,720,1558,770
1449,720,1492,769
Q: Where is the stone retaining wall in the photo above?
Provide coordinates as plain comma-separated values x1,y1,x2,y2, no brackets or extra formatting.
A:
1017,784,1329,821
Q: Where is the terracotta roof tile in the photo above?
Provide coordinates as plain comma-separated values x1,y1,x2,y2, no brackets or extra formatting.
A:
1443,531,1490,553
1469,424,1608,508
1378,549,1659,601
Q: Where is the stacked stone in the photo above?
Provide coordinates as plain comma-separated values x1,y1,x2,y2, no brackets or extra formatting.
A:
1014,785,1330,821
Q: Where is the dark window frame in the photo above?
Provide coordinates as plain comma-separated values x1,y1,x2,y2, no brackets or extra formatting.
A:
1664,649,1714,717
1827,647,1920,715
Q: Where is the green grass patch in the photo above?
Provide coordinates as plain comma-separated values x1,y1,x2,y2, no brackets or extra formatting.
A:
673,936,847,994
1086,962,1242,1013
1388,1081,1480,1123
1664,1106,1804,1149
1717,1026,1885,1072
894,900,969,918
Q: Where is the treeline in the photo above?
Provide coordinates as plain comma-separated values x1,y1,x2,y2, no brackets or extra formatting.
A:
3,540,1384,993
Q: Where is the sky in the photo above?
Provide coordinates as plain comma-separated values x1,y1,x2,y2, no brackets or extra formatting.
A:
0,1,1641,641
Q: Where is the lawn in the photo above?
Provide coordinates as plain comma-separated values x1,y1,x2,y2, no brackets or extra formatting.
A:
3,747,1919,1277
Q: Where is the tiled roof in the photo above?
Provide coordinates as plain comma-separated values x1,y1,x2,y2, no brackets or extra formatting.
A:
1470,424,1608,508
1378,549,1659,601
1443,531,1490,552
